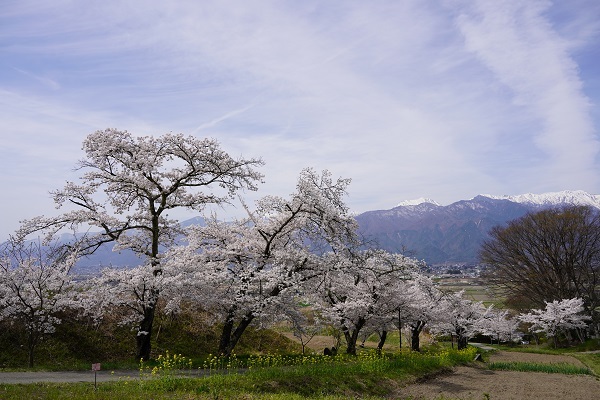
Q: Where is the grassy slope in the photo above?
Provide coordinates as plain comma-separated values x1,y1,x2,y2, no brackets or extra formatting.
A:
0,308,301,371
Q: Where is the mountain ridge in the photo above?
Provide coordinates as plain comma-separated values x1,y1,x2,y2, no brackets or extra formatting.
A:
395,189,600,209
26,190,598,272
356,190,600,265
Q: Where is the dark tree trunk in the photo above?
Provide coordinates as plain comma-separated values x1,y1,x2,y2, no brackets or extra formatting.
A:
377,330,387,351
409,321,425,352
136,301,157,361
343,329,357,355
410,326,421,352
397,312,402,349
576,327,586,343
343,317,365,356
136,224,162,361
457,335,468,350
219,318,234,356
27,332,38,368
218,312,255,357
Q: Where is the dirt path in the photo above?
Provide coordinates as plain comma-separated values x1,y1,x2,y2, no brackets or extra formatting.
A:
396,350,600,400
0,370,140,384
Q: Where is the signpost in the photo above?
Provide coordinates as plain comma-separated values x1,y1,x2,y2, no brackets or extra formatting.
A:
92,363,101,389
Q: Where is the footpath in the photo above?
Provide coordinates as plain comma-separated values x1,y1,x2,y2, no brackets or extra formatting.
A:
0,370,140,384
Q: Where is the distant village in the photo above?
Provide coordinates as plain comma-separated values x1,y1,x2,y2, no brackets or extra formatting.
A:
425,263,484,279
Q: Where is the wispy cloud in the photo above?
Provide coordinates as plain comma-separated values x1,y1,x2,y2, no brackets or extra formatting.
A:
191,104,256,134
455,0,599,191
1,0,599,238
12,67,61,90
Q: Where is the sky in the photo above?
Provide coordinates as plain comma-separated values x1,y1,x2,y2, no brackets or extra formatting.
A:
1,0,600,240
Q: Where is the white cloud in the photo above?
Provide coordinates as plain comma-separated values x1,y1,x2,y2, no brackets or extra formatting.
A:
1,0,599,239
455,0,599,191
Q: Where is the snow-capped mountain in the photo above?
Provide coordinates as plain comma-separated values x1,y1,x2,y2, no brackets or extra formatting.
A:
357,190,600,265
31,190,598,273
396,198,441,207
479,190,600,209
396,190,600,210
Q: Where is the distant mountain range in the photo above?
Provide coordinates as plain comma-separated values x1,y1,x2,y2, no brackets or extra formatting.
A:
355,190,600,265
55,190,600,272
73,216,207,274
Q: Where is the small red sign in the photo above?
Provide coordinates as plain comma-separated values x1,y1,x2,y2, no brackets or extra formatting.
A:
92,363,101,371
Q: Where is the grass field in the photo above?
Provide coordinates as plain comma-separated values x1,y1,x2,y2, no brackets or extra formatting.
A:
435,277,505,307
492,341,600,376
0,346,479,399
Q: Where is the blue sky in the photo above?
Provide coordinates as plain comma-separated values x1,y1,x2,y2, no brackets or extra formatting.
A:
1,0,599,240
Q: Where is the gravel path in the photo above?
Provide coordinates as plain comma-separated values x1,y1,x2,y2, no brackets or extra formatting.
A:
0,370,140,384
0,369,218,384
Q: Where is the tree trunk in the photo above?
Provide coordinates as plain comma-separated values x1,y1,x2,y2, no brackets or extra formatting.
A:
377,330,387,352
576,327,586,343
344,329,358,355
343,317,365,355
218,312,255,357
219,318,234,355
135,216,165,361
410,326,421,352
27,332,38,368
136,226,162,361
457,335,468,350
136,302,156,361
397,312,402,349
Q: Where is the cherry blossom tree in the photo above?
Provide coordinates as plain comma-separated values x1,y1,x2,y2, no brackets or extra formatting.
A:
519,298,591,347
286,307,324,355
395,273,445,352
313,249,418,355
78,261,183,331
0,238,79,367
167,168,358,356
479,308,519,344
432,291,489,350
18,129,263,360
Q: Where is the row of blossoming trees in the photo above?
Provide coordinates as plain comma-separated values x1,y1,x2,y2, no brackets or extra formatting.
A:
0,129,593,366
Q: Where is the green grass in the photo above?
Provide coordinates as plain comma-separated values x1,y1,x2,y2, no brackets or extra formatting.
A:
493,338,600,355
488,361,593,375
0,383,370,400
0,347,479,399
484,339,600,377
572,352,600,376
0,309,302,371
